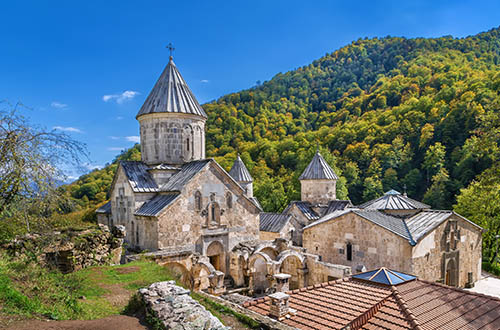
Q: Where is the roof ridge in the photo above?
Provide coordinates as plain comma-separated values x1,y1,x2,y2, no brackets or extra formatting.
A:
391,285,423,330
346,293,393,330
401,217,416,245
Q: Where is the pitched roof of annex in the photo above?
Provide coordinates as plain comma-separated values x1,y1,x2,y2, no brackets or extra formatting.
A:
259,212,292,233
243,268,500,330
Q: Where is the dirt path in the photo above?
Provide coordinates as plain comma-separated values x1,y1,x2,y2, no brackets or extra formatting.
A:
2,315,149,330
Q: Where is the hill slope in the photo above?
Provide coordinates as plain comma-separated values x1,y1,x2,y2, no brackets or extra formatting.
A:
67,27,500,213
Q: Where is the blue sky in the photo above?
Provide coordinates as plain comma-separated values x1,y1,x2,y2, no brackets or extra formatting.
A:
1,0,499,179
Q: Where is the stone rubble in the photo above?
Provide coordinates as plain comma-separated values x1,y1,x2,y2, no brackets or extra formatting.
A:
139,281,229,330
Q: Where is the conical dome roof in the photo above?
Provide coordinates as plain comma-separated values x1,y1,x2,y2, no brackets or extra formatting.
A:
229,155,253,182
137,57,207,119
299,151,338,180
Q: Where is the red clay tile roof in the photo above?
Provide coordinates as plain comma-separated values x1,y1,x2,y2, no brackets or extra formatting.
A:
243,277,500,330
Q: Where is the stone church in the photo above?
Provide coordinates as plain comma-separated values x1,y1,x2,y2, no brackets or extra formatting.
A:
97,55,262,275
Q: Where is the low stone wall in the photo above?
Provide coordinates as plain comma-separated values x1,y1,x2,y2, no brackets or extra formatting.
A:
2,224,125,273
139,281,228,330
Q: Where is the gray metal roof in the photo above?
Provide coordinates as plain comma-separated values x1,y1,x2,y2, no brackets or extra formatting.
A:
228,155,253,182
259,212,292,232
358,190,430,210
304,209,415,245
250,197,263,211
137,57,207,119
134,194,180,217
161,159,210,192
299,151,338,180
323,200,352,216
121,161,159,193
96,201,111,214
148,164,180,171
406,210,453,242
283,201,320,220
353,210,414,244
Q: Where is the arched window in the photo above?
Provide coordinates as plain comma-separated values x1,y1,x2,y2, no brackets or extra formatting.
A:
195,191,202,211
226,192,233,209
186,137,190,152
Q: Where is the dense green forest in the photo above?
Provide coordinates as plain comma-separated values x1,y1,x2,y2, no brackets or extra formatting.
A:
64,27,500,260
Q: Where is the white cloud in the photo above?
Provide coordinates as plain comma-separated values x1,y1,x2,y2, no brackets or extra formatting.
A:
116,116,124,120
103,90,140,104
107,147,125,151
83,163,103,171
53,126,82,133
200,79,209,83
109,136,120,140
125,136,140,143
51,101,68,109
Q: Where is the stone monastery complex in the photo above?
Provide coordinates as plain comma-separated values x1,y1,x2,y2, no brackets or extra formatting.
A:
97,55,483,296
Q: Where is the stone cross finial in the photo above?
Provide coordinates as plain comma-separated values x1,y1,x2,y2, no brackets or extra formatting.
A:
166,42,175,60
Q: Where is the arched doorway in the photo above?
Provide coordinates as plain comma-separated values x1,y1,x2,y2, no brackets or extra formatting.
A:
252,256,268,293
164,262,191,287
206,241,225,273
280,255,303,290
445,258,458,287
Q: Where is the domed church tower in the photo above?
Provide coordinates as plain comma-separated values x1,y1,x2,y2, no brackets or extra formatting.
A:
136,55,207,165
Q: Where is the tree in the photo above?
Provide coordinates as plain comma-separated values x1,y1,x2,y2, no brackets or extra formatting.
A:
0,103,87,235
455,168,500,264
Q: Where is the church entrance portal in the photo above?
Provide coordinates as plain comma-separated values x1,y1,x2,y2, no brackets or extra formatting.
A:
445,258,458,286
206,241,225,273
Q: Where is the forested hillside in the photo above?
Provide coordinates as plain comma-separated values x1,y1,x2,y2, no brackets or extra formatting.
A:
68,27,500,213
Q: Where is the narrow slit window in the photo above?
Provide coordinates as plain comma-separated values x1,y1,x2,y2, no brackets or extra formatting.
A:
346,242,352,261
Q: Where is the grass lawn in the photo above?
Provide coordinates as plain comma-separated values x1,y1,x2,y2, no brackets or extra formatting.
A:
0,253,258,329
0,254,177,323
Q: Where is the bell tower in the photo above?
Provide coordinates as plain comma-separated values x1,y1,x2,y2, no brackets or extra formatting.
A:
136,48,207,166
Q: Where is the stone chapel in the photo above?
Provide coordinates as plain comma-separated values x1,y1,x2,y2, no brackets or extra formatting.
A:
97,55,261,274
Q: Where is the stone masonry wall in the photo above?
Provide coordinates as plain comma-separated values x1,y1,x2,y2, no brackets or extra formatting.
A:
3,224,125,273
411,215,482,287
139,113,205,165
303,212,413,273
157,164,260,253
300,179,336,204
139,281,227,329
109,166,158,251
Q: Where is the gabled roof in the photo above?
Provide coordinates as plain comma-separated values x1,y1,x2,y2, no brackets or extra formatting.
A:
406,210,482,242
160,159,210,192
358,189,430,210
120,161,159,193
136,57,207,119
283,201,321,221
259,213,292,233
96,201,111,214
304,209,415,245
323,199,352,216
244,272,500,330
352,267,416,286
134,194,180,217
244,277,412,329
228,155,253,182
299,151,338,180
